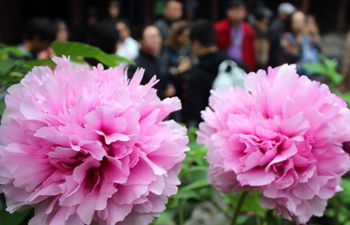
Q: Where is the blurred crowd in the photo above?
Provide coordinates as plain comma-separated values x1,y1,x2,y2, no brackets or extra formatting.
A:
7,0,344,127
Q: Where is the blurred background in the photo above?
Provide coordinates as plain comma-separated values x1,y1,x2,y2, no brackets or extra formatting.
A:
1,0,349,46
1,0,350,127
1,0,350,41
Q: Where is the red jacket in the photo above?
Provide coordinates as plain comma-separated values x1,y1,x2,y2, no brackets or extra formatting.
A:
214,19,256,71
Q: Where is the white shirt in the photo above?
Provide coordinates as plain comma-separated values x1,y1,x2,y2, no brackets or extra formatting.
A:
116,37,140,61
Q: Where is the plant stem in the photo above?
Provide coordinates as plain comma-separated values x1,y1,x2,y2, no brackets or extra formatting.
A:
178,200,184,225
255,214,262,225
211,199,231,219
230,191,248,225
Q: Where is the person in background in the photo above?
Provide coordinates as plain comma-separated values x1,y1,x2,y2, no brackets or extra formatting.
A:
70,6,99,42
85,20,119,66
184,20,233,127
154,0,183,40
87,7,99,27
305,15,321,44
134,25,174,99
301,14,321,76
214,0,255,71
55,20,69,42
280,11,321,78
13,18,55,60
253,7,272,69
38,20,69,59
164,21,191,121
269,2,295,66
107,0,121,22
115,20,139,61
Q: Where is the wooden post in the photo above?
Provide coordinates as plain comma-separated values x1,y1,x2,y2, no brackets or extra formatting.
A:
212,0,218,21
337,0,348,30
301,0,310,13
0,0,21,44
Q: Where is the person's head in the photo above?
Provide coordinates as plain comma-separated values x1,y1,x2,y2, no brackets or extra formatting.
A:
255,7,272,27
86,21,119,54
116,21,130,42
291,11,306,34
141,25,162,56
166,21,189,48
226,0,247,25
23,18,55,52
108,0,120,19
87,7,99,26
190,20,217,57
306,15,319,36
278,2,295,21
164,0,183,22
54,20,69,42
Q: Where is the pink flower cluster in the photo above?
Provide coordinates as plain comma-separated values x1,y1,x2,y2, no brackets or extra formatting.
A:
198,65,350,223
0,57,188,225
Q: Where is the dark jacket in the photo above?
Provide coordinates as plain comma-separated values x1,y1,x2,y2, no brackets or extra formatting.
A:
132,50,169,98
154,18,171,40
268,18,287,66
184,51,231,126
214,19,256,71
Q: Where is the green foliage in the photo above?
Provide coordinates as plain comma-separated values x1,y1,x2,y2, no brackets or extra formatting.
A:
0,42,133,90
304,54,350,105
52,41,134,67
0,46,27,58
0,199,33,225
0,210,32,225
0,57,54,89
322,177,350,225
223,191,267,217
304,55,343,85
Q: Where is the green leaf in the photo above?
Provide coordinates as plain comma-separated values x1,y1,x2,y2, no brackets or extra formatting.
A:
172,190,201,200
0,58,53,89
151,212,173,225
321,56,343,85
224,191,266,217
338,178,350,204
0,101,5,115
0,208,33,225
180,179,210,192
21,59,55,70
0,46,27,58
183,166,208,174
303,62,327,75
0,60,15,75
340,92,350,105
52,41,134,66
304,55,343,86
241,191,266,217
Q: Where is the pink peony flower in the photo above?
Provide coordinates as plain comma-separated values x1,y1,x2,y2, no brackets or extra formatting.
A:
0,57,188,225
197,65,350,224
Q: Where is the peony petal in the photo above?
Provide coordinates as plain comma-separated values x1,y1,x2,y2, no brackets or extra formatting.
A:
237,168,276,186
266,143,298,170
292,183,315,200
0,57,188,225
